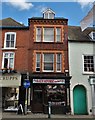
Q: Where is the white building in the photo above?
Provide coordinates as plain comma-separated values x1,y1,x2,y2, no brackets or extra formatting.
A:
68,26,95,115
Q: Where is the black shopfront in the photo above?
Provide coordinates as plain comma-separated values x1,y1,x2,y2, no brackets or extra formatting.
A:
30,73,71,114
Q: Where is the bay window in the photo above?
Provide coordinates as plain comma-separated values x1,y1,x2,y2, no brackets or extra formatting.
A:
36,27,62,42
35,52,62,72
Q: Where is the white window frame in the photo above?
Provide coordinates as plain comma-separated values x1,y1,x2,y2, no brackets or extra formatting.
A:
4,32,16,49
36,27,41,42
82,54,95,74
43,28,54,42
44,12,55,19
56,53,61,72
36,53,41,72
56,28,61,42
89,31,95,40
43,53,54,72
2,52,15,69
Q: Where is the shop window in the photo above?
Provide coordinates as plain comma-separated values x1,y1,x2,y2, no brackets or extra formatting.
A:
46,85,66,104
2,52,15,69
4,32,16,48
83,55,94,73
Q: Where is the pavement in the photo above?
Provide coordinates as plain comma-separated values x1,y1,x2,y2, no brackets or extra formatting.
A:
0,112,95,120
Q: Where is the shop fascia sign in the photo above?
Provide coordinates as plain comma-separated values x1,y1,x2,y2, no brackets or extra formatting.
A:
33,79,65,84
0,73,21,87
0,76,18,81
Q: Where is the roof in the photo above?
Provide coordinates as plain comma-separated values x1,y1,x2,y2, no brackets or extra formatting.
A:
29,17,68,20
0,17,25,27
43,8,55,14
68,26,95,42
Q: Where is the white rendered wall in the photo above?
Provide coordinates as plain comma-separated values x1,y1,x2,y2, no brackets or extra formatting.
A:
68,42,95,115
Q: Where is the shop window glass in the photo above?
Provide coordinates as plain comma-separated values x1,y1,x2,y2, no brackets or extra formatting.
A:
46,85,66,105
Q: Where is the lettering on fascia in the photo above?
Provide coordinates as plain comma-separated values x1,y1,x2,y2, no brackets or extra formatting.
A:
0,76,18,81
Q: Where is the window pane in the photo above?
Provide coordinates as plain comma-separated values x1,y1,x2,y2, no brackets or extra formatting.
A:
6,41,10,47
9,58,13,68
36,28,41,42
6,34,10,41
44,13,48,19
10,53,14,57
11,41,14,47
56,28,61,42
4,58,8,68
5,33,15,48
84,55,94,72
4,53,8,57
3,53,14,69
44,28,54,42
43,54,54,71
56,54,61,71
44,63,53,70
44,54,53,62
36,54,40,71
49,13,54,19
11,34,15,41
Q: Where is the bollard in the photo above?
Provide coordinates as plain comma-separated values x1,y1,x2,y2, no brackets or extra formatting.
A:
48,101,51,118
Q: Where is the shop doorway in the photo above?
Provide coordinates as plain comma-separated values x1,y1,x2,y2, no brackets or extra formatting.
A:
73,85,87,115
31,84,67,114
32,85,43,113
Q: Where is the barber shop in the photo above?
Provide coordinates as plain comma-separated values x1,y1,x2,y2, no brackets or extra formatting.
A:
0,73,21,111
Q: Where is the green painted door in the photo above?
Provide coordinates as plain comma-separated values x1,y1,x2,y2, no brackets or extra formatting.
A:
73,85,87,115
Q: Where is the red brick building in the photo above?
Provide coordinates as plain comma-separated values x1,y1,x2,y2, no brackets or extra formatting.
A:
0,9,71,114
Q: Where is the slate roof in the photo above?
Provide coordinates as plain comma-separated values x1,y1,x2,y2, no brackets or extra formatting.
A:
29,17,68,20
68,26,95,42
0,17,25,27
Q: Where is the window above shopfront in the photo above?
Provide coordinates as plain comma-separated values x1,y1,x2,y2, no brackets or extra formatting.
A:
83,55,95,74
4,32,16,49
2,52,15,70
35,52,62,72
35,27,62,42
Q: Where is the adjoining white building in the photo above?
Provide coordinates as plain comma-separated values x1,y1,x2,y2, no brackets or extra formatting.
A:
68,26,95,115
